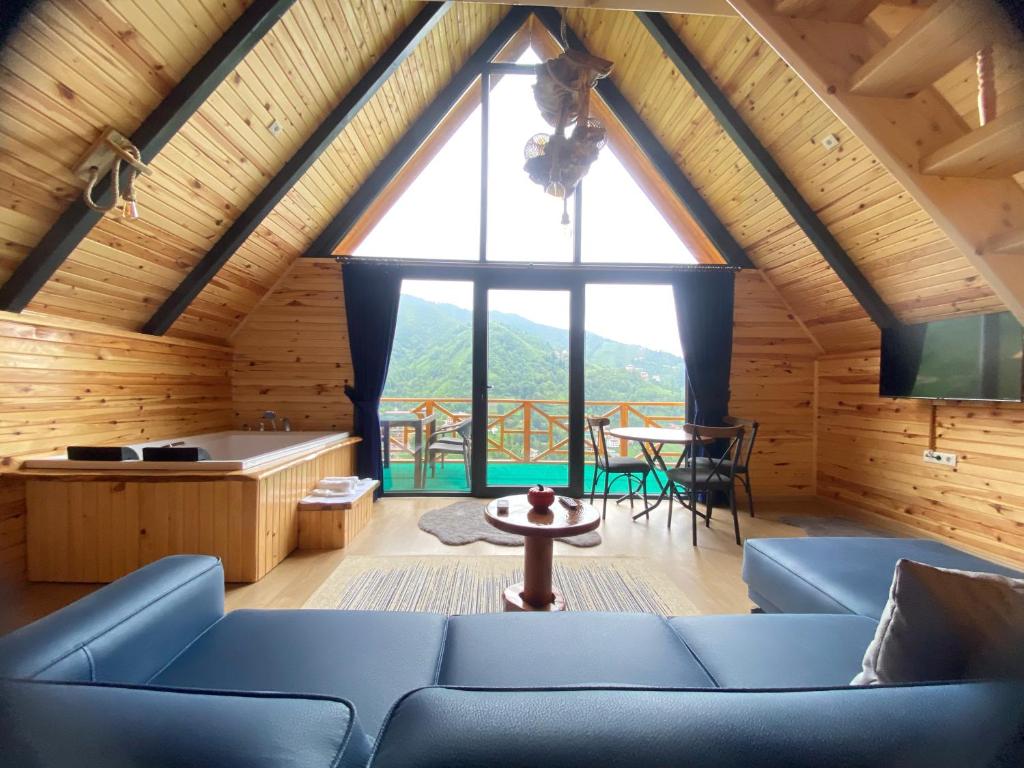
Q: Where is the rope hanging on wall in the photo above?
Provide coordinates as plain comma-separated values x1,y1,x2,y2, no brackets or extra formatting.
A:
73,127,153,220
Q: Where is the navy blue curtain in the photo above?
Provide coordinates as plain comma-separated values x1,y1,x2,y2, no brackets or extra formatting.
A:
342,260,404,498
672,268,736,430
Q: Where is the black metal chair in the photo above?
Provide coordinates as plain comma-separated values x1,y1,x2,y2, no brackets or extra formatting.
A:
689,416,759,517
665,423,745,546
426,418,472,487
586,416,650,519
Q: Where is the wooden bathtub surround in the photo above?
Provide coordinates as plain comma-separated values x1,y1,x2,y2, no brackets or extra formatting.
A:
19,436,360,584
298,480,379,551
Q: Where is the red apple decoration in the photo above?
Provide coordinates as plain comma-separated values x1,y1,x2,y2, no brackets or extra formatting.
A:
527,484,556,511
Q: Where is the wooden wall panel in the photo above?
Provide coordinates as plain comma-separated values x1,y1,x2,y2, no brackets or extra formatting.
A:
232,258,352,430
817,352,1024,568
731,269,817,498
0,0,250,306
169,3,508,343
0,311,233,584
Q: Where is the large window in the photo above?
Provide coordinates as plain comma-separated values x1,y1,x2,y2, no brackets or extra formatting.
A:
355,108,481,260
355,48,703,266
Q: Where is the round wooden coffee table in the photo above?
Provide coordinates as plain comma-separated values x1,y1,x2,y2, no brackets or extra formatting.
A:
485,494,601,612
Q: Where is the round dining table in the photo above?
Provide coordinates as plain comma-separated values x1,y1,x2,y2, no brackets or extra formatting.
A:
607,427,713,519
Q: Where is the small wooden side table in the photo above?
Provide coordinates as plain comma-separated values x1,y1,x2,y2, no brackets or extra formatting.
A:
485,495,600,612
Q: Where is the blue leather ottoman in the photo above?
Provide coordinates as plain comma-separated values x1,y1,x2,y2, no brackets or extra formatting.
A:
437,612,713,688
743,537,1023,619
151,609,447,737
669,614,878,688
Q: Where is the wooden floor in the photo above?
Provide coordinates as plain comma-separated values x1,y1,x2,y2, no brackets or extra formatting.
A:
1,495,825,633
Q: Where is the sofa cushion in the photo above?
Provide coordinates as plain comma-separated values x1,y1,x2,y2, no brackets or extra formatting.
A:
853,559,1024,685
437,612,714,688
669,614,878,688
0,678,370,768
152,609,446,738
369,683,1024,768
0,555,223,683
742,537,1023,620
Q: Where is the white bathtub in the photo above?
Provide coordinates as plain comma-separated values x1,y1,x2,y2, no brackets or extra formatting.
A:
21,430,351,472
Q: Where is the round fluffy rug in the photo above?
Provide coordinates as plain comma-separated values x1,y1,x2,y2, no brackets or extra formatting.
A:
418,500,602,548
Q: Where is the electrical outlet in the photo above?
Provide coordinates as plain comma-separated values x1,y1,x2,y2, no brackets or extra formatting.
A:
821,133,840,151
923,449,957,467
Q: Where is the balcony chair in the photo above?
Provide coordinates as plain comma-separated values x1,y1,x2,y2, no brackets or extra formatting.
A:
689,416,759,517
426,418,472,487
665,423,745,546
586,416,650,519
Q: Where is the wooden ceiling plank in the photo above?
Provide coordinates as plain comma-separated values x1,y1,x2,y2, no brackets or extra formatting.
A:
919,104,1024,177
729,0,1024,326
142,2,454,335
458,0,737,14
533,7,752,267
639,10,896,326
0,0,296,314
849,0,1009,97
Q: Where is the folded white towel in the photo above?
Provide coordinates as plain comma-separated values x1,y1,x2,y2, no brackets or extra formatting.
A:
321,476,358,483
311,488,348,497
318,479,355,492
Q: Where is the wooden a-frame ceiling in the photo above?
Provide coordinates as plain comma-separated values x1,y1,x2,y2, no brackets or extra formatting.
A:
0,0,1021,352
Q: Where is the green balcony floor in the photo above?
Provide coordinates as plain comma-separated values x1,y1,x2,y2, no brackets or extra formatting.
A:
382,461,664,495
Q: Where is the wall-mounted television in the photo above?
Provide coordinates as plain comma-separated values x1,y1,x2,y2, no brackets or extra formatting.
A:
879,311,1024,401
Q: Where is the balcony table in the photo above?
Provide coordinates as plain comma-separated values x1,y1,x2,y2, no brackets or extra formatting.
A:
607,427,713,520
381,411,437,489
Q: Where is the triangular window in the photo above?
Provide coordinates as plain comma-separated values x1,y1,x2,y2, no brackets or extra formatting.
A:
581,145,697,264
353,41,706,265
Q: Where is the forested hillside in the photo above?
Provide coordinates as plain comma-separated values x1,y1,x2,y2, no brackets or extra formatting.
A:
384,297,685,402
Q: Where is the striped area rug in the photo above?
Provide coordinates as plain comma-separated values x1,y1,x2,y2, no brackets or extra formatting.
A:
303,556,698,615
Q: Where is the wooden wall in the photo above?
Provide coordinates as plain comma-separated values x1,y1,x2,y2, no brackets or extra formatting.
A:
817,352,1024,568
731,269,817,498
232,258,353,431
0,311,233,583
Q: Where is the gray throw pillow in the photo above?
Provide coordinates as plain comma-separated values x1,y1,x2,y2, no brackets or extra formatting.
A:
852,558,1024,685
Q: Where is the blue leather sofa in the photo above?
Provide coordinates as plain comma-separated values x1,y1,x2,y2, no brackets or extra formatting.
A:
2,552,1022,767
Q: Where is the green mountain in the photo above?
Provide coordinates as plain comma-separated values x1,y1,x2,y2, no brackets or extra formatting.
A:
384,296,685,403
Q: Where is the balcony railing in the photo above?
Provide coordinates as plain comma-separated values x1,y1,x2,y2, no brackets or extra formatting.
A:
379,397,686,464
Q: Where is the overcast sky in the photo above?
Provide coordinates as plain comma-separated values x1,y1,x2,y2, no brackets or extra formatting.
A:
356,48,691,357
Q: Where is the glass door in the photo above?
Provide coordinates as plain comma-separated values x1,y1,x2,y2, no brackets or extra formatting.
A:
472,282,584,497
380,279,474,495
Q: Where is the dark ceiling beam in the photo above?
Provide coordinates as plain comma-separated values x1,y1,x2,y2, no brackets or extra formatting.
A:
636,11,897,327
142,2,453,336
0,0,297,313
532,6,752,268
303,6,532,257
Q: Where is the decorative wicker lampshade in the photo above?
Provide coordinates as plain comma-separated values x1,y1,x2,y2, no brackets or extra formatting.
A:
522,38,613,223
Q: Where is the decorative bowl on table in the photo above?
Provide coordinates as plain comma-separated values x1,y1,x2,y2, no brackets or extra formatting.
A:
526,484,556,511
